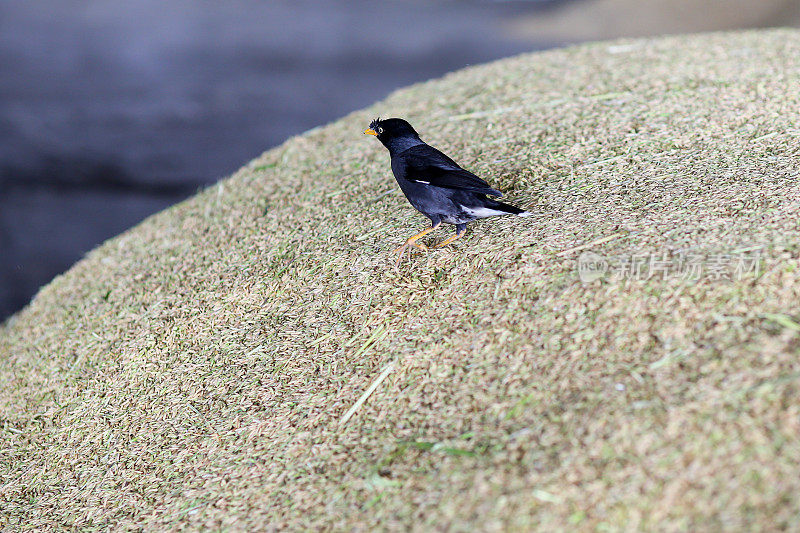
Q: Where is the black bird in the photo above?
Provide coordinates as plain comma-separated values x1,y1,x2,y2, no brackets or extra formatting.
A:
364,117,529,263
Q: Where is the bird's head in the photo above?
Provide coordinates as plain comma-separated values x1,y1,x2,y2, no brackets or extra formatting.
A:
364,117,422,151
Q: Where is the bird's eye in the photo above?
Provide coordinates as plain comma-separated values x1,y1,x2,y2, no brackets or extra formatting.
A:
377,127,383,134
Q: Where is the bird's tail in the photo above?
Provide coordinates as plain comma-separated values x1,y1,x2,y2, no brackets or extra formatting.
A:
486,199,531,217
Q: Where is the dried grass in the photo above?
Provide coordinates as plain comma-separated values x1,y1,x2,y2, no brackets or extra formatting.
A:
2,29,800,531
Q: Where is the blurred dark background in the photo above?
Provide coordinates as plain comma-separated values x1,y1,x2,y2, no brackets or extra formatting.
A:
2,0,798,321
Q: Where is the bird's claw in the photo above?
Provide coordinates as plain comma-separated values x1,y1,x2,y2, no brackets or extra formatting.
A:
393,240,426,254
393,239,427,266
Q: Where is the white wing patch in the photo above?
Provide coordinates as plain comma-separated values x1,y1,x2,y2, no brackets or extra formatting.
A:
464,207,508,218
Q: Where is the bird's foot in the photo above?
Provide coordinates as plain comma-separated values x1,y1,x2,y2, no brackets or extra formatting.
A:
393,239,427,266
392,225,439,266
393,239,427,254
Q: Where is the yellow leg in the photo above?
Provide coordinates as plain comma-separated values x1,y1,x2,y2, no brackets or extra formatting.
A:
393,224,439,265
393,225,438,253
432,228,466,249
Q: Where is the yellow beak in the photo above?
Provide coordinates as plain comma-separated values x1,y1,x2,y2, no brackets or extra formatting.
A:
363,128,378,136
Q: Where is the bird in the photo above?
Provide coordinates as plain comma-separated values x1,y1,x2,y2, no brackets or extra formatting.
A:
364,117,529,264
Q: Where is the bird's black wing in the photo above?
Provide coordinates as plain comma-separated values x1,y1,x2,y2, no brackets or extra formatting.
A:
400,144,503,197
